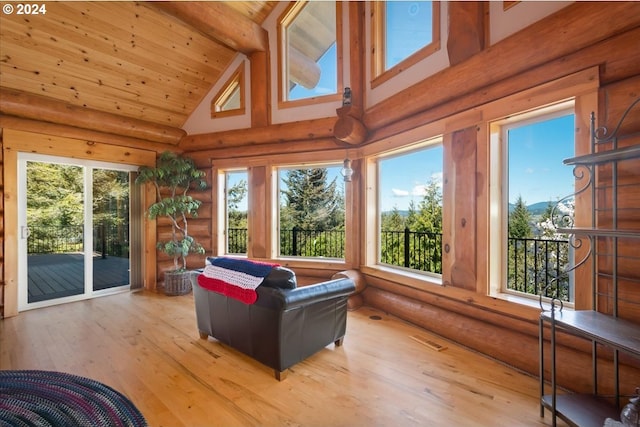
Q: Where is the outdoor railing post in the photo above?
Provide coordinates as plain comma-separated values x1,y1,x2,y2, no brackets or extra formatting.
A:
404,227,410,268
292,226,299,256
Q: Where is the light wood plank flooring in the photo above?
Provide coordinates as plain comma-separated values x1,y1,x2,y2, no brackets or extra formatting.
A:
1,291,564,427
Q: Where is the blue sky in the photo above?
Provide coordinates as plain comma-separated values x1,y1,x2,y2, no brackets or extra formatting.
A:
507,114,575,206
379,145,443,212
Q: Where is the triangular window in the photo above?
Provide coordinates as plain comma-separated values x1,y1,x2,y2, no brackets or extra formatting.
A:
211,63,245,118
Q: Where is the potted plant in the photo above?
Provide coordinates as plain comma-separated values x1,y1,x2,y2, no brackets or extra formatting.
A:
136,151,207,295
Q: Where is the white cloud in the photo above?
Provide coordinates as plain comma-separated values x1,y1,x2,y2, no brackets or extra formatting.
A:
392,188,409,197
411,185,427,196
525,167,535,174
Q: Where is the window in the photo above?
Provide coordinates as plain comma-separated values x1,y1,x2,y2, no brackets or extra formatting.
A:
371,1,440,86
277,164,345,259
490,101,576,302
224,170,248,255
211,63,245,119
377,140,443,276
278,1,343,104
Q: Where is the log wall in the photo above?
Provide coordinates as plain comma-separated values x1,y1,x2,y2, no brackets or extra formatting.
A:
0,1,638,396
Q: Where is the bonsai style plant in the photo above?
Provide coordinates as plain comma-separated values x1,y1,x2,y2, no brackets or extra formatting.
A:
136,151,207,295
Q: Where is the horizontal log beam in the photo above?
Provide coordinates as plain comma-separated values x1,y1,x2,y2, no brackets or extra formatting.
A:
0,115,177,154
180,117,337,151
151,2,268,54
366,26,640,145
0,88,185,145
334,105,367,145
182,137,342,160
364,2,640,131
289,46,322,89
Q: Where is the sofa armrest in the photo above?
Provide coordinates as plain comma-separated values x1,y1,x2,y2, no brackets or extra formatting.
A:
255,278,355,310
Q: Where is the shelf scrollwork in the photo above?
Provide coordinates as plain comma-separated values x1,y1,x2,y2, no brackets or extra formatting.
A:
592,97,640,145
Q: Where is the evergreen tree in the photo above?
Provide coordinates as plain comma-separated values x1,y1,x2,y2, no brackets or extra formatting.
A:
381,206,405,231
508,195,533,238
280,168,344,230
227,179,248,229
414,180,443,234
27,162,84,228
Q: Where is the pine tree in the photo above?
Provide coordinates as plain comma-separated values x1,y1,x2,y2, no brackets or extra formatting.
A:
227,179,248,229
280,168,344,230
508,195,533,238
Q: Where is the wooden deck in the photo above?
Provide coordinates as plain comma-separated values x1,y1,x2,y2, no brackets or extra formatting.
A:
0,291,567,427
27,253,130,303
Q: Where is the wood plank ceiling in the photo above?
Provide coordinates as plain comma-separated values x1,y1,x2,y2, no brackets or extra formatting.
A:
0,1,277,133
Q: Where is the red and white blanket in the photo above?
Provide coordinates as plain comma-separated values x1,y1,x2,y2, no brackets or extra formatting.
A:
197,257,279,304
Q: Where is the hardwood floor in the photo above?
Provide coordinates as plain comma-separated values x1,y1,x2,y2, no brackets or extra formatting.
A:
1,291,563,426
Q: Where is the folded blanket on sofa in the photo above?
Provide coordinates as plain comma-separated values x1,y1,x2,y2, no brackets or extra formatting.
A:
197,257,279,304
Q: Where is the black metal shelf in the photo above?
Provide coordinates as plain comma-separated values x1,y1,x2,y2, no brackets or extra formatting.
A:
556,228,640,239
563,144,640,166
541,394,620,427
540,310,640,356
540,98,640,427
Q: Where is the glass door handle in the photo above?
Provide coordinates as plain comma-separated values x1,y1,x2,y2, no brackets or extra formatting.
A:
21,226,31,239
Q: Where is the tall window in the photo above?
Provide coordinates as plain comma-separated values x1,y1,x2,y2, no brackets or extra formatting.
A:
378,141,443,276
371,1,440,86
225,170,248,255
491,102,576,302
279,1,343,104
278,164,345,259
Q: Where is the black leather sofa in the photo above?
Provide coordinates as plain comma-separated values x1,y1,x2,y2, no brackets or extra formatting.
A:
190,266,356,380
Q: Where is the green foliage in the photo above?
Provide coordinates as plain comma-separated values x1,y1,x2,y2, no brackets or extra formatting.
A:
136,152,207,271
279,167,345,257
380,177,443,273
280,168,344,231
508,195,533,238
27,162,84,228
227,179,248,230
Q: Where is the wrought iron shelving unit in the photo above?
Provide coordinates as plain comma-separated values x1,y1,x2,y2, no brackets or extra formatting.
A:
539,97,640,427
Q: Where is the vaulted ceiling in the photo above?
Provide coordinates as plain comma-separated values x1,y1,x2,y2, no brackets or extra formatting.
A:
0,1,278,131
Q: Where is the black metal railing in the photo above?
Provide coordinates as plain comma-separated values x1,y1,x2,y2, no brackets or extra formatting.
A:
280,227,345,258
507,237,571,301
227,228,248,254
27,224,129,258
214,228,573,301
380,228,442,274
27,225,84,254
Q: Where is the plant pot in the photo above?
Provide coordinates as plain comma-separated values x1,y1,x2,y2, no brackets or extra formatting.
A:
163,271,192,296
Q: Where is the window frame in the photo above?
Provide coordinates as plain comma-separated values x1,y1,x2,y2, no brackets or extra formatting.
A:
277,0,344,108
275,161,347,261
370,0,441,89
370,136,444,283
222,169,249,256
211,63,245,119
489,100,577,306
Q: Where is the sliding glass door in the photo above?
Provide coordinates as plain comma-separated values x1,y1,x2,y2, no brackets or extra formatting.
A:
18,154,139,310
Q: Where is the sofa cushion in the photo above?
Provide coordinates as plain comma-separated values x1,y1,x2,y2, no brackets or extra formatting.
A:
261,266,297,289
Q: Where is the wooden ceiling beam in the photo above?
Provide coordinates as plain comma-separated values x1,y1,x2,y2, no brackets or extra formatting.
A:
0,88,185,145
152,2,321,92
0,115,178,153
180,117,337,152
151,2,269,54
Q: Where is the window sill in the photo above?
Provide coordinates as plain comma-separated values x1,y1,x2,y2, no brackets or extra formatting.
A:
490,291,575,312
360,265,442,290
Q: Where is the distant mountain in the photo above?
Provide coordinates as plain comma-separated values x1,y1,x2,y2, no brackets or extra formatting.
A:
383,202,555,217
508,201,554,215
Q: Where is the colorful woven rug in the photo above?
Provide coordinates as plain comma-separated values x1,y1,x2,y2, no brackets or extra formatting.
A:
0,370,147,427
